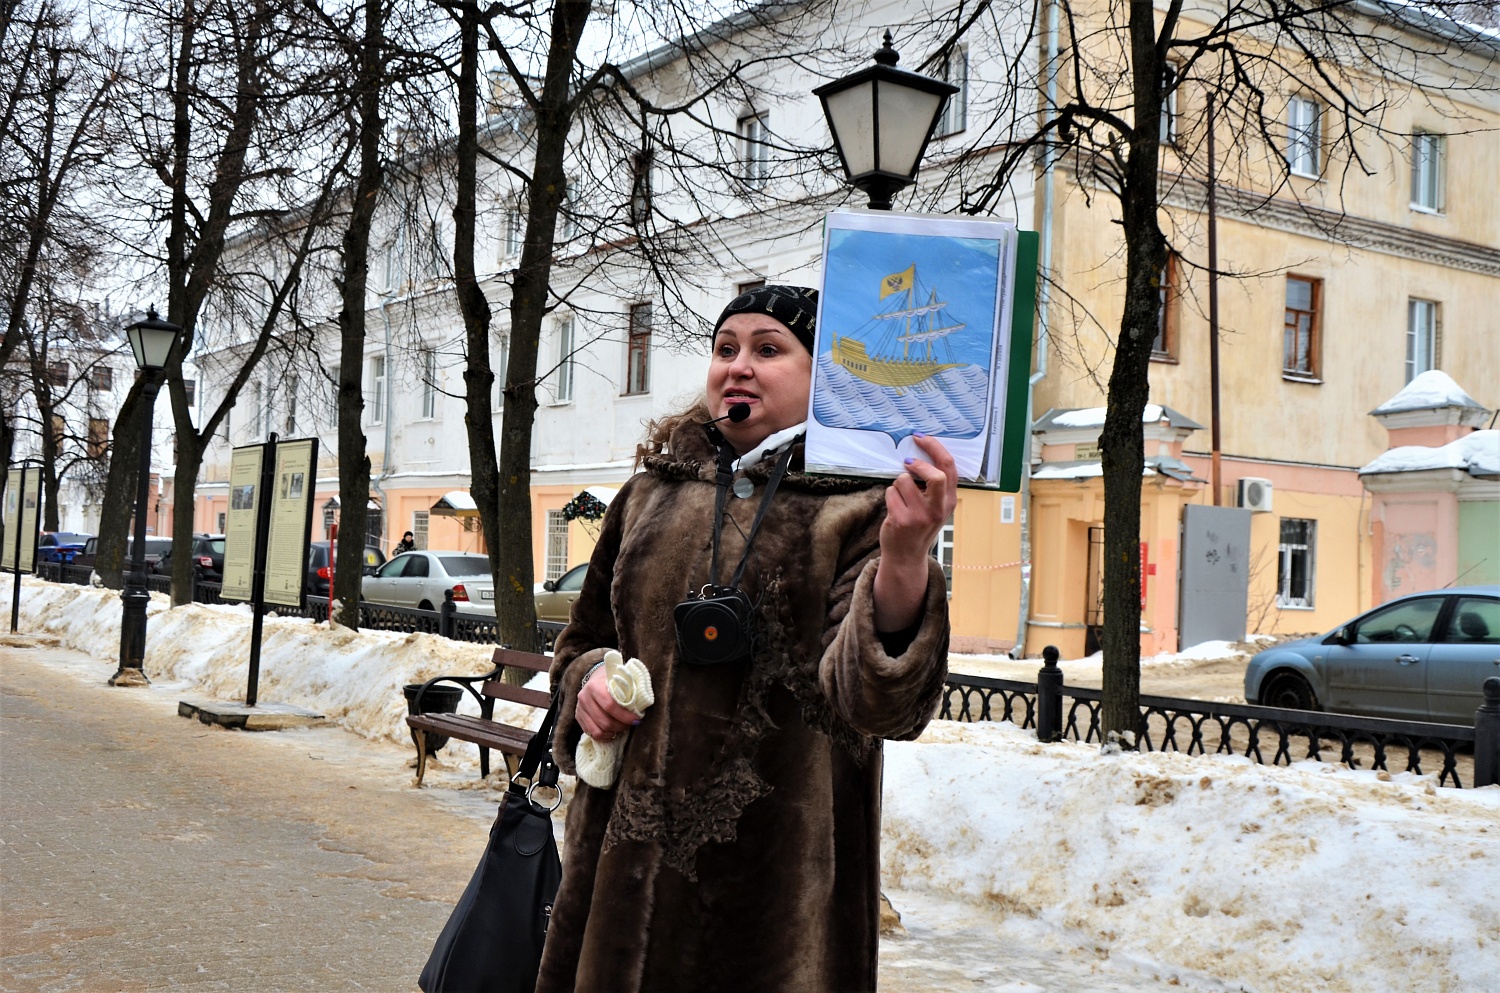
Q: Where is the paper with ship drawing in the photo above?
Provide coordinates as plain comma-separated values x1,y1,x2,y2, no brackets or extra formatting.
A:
806,209,1020,488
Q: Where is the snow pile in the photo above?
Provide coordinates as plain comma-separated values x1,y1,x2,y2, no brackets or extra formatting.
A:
1370,370,1486,415
1360,429,1500,477
0,576,543,754
884,720,1500,993
951,637,1271,681
1050,403,1165,429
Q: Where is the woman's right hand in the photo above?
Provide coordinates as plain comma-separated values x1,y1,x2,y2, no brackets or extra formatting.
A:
576,672,640,741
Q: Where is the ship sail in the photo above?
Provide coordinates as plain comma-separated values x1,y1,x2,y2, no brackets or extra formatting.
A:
830,269,969,394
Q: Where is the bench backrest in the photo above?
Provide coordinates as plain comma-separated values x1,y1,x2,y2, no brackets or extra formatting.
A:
482,646,553,709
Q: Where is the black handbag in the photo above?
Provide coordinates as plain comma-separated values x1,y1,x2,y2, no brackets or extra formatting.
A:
418,700,563,993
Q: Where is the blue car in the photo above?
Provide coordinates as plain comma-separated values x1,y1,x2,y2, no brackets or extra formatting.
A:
1244,586,1499,725
38,532,92,564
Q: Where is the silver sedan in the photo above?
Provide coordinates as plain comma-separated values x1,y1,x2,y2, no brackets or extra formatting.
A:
362,551,497,616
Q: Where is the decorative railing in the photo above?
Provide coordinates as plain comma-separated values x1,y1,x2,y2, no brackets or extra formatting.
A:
942,657,1500,789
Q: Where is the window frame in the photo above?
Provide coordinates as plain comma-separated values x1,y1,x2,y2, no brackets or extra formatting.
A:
1160,62,1180,146
420,348,437,419
47,362,69,388
737,111,769,189
930,514,955,596
625,302,652,396
1286,95,1322,178
1410,131,1446,213
1276,517,1317,609
1282,275,1322,381
412,510,429,550
936,46,969,137
1152,253,1179,361
370,355,386,426
1406,298,1439,383
554,317,574,404
89,364,113,391
544,509,569,582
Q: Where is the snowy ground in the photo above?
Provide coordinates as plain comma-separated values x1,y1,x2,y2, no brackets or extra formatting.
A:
4,575,1497,992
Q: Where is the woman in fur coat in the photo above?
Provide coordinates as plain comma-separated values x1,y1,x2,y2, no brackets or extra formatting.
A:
537,284,954,993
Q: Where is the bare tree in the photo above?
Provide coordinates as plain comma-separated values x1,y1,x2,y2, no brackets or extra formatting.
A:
933,0,1497,734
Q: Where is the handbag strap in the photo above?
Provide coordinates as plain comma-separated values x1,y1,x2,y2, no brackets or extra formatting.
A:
510,695,560,799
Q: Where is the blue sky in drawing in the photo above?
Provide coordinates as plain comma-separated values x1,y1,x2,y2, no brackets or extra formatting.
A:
821,228,1002,370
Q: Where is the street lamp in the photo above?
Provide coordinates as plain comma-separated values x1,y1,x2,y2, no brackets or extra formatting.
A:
110,307,182,687
814,31,959,210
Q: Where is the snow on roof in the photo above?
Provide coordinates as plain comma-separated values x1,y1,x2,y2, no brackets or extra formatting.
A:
1359,429,1500,476
1031,461,1155,480
1370,370,1487,416
435,490,478,511
1037,404,1203,432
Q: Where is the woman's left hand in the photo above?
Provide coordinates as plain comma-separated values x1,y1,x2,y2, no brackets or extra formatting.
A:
873,434,958,632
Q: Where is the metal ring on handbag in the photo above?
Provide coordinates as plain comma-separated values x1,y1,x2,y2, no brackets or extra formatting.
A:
526,781,563,811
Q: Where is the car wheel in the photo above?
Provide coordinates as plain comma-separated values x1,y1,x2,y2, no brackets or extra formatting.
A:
418,600,434,611
1261,671,1318,711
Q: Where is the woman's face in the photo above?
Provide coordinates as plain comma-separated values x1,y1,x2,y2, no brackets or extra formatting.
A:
707,312,813,454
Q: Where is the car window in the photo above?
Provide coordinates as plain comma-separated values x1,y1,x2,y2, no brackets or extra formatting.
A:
376,556,409,578
1352,597,1445,644
439,556,490,577
405,555,430,578
208,539,225,555
558,563,588,592
1444,597,1498,644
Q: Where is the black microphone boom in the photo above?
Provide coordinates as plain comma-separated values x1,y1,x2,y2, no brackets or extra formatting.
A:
704,403,751,427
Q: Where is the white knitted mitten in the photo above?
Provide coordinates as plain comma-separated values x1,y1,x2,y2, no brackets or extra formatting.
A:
575,650,655,789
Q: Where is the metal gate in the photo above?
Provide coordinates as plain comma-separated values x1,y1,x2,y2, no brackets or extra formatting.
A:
1177,504,1252,649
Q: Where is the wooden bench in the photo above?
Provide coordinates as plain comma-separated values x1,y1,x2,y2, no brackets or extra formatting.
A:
405,647,552,786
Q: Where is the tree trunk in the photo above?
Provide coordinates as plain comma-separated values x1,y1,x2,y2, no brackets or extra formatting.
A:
332,0,384,630
170,449,203,605
493,0,592,652
1098,0,1168,739
95,377,147,589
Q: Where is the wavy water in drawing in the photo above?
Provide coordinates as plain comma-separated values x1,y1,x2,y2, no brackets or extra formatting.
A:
813,353,991,443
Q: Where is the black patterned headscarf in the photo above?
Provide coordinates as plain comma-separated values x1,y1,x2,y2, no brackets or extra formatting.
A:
711,284,819,354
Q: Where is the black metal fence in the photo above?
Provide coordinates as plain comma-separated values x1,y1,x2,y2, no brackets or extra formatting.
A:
943,653,1500,789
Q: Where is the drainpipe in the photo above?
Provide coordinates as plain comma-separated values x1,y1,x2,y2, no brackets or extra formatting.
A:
1013,0,1060,659
371,291,396,544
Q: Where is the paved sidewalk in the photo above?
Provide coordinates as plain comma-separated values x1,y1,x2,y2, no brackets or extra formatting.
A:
2,637,1204,993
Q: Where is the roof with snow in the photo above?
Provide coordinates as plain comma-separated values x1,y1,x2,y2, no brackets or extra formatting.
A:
1359,429,1500,477
1369,370,1488,416
1034,404,1204,433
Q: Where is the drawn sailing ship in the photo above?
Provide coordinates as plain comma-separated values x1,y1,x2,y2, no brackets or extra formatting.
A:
828,264,968,394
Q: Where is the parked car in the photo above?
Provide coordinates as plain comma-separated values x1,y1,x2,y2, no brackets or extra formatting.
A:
1244,586,1500,724
362,550,496,615
305,541,386,598
38,532,92,564
151,533,226,583
534,562,588,623
75,535,173,576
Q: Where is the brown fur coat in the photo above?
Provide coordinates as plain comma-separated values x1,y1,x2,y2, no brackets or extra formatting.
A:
537,415,950,993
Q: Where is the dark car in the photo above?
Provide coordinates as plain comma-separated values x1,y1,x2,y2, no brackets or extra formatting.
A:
1244,586,1500,724
305,540,386,597
152,533,226,582
38,532,92,564
76,535,173,578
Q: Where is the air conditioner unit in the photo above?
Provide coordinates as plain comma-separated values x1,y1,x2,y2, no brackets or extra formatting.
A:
1237,477,1274,513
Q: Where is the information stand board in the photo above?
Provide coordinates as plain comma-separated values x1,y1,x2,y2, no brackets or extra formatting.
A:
3,462,42,632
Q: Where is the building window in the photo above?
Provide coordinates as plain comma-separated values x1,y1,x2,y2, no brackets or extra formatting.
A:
625,302,651,395
545,509,569,582
561,179,579,241
1277,518,1316,608
370,355,386,425
1283,275,1321,379
251,382,265,439
47,362,69,387
1411,131,1445,212
413,510,429,550
1152,254,1178,359
493,332,510,409
1406,299,1438,383
504,206,524,256
420,348,437,419
1160,62,1179,145
285,376,299,434
629,146,653,225
737,112,769,188
930,514,955,595
88,417,108,458
1286,96,1321,177
737,278,765,296
366,508,384,550
183,378,196,406
89,365,113,391
555,318,574,403
50,414,65,450
936,46,968,136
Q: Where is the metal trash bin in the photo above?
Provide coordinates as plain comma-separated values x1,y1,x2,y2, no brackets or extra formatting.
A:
403,683,465,758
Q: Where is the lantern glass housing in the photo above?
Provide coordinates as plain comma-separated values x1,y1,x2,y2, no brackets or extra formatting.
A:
125,309,182,371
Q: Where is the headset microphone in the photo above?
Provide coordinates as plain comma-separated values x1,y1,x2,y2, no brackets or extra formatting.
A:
705,403,751,425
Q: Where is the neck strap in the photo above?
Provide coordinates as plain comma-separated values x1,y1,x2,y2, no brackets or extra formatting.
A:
709,439,796,591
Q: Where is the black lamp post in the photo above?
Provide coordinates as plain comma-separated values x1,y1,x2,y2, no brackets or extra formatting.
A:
109,307,182,687
814,31,959,210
